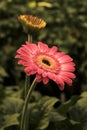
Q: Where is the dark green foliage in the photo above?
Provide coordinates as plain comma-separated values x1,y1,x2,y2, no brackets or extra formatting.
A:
0,88,87,130
0,0,87,130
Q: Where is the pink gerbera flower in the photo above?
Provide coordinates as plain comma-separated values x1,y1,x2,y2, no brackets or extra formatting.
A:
15,42,76,90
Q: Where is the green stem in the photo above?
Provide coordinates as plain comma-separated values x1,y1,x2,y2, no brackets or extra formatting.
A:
20,78,37,130
28,34,32,43
23,34,33,130
25,75,29,98
25,34,32,97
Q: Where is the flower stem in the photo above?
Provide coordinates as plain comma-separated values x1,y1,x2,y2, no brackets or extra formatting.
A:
25,34,32,97
23,34,33,130
28,34,32,43
25,75,29,98
20,78,36,130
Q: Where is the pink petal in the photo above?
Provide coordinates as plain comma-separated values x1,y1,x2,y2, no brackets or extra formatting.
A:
55,52,65,59
37,68,44,75
16,54,30,60
47,72,64,90
18,60,24,65
18,60,33,66
61,65,75,72
27,70,37,75
15,55,21,58
24,65,37,74
48,46,58,55
42,72,48,77
43,77,49,84
56,77,65,90
58,55,73,63
38,42,48,52
59,72,76,79
25,42,38,54
59,75,72,86
36,74,42,82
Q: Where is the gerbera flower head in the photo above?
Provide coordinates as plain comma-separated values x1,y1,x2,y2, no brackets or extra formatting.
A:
15,42,76,90
18,14,46,34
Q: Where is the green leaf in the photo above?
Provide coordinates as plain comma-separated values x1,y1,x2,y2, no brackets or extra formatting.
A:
0,66,8,77
38,2,53,8
28,96,58,130
57,95,79,116
0,128,4,130
68,92,87,130
54,119,82,130
50,111,66,122
0,96,23,130
81,92,87,98
49,110,82,130
82,22,87,28
30,91,42,102
3,114,19,128
66,7,76,14
37,96,58,130
5,86,22,98
1,97,24,114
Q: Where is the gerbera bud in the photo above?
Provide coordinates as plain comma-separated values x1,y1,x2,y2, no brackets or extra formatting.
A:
18,14,46,34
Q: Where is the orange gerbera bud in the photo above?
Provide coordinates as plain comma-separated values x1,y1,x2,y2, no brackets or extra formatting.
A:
18,14,46,34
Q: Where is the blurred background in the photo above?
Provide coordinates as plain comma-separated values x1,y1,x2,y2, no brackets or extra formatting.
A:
0,0,87,96
0,0,87,130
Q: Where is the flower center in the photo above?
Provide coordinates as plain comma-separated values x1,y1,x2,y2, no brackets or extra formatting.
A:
42,59,51,66
36,55,56,71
